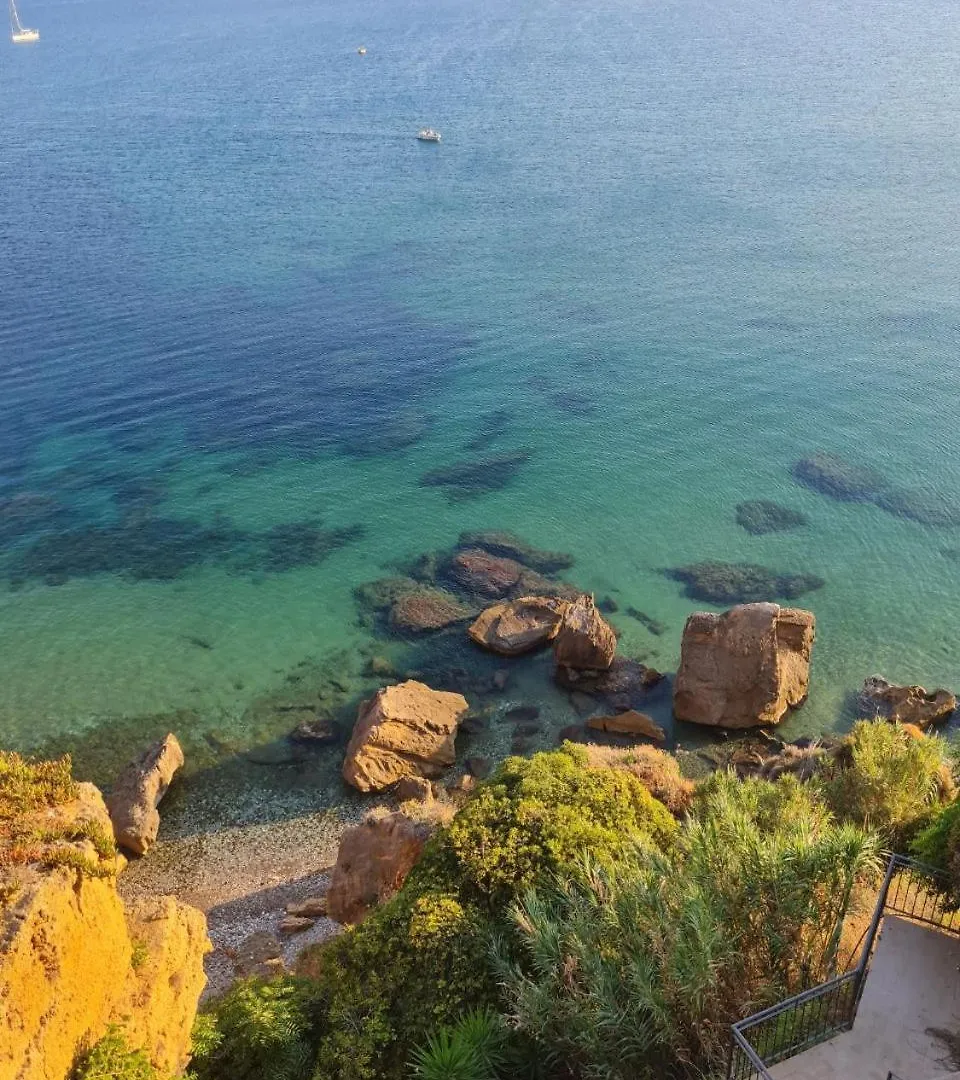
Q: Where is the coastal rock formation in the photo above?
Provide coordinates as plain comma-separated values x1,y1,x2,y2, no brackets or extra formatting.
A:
342,680,469,792
389,587,472,633
327,812,429,924
792,452,887,502
858,675,957,730
673,603,815,729
0,781,208,1080
585,710,666,742
106,733,184,855
553,595,617,671
447,549,523,598
468,596,569,655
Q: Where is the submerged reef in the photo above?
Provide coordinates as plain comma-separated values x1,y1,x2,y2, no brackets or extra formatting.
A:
667,561,825,604
419,452,530,501
793,452,960,526
6,514,365,586
735,500,808,536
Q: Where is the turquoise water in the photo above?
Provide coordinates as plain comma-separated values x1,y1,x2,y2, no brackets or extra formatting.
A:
3,0,960,804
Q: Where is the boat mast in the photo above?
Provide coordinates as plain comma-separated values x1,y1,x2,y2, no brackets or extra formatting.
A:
9,0,25,33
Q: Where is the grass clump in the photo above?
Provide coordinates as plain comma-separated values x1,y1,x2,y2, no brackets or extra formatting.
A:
582,743,695,816
820,721,951,846
0,752,76,820
71,1027,156,1080
495,772,880,1080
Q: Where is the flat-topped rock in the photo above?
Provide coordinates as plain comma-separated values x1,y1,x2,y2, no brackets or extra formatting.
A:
468,595,569,655
586,710,666,742
673,603,815,729
342,680,469,792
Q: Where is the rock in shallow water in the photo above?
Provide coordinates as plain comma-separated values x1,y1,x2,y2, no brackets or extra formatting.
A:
446,549,523,598
389,588,472,633
553,594,617,671
586,710,666,742
456,530,574,573
468,595,569,655
673,602,815,729
792,452,887,502
858,675,956,730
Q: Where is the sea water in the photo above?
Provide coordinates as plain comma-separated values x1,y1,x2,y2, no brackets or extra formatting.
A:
2,0,960,817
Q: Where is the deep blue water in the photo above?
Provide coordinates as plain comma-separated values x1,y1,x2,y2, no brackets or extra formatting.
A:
3,0,960,801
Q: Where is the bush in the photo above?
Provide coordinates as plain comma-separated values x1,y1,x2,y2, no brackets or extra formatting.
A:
415,746,678,910
582,744,695,816
286,746,678,1080
188,977,320,1080
72,1028,156,1080
409,1008,506,1080
821,721,950,845
496,772,880,1080
912,799,960,903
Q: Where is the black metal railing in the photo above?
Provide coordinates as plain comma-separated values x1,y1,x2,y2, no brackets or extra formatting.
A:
728,854,958,1080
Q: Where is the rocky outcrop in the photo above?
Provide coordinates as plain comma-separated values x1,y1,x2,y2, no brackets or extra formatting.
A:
557,657,664,712
106,733,184,856
0,783,208,1080
342,681,470,792
327,812,429,924
585,710,666,742
553,595,617,671
858,676,956,730
673,603,815,729
468,596,568,655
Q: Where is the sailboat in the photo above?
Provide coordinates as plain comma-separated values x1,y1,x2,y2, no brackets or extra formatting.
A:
9,0,39,43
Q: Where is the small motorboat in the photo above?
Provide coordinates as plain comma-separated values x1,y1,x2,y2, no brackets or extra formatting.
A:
357,46,367,55
416,128,441,142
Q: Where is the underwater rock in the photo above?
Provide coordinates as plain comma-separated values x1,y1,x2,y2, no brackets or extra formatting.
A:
257,521,365,573
557,657,663,712
625,608,666,636
290,715,341,744
735,500,809,536
419,452,530,501
355,577,420,613
586,710,666,742
504,705,541,724
674,603,815,729
338,410,432,457
389,588,472,633
597,595,618,613
468,596,569,656
342,681,470,792
873,486,960,527
446,549,523,599
464,408,514,453
667,562,824,604
106,733,184,856
792,452,887,502
553,594,617,671
858,675,956,730
456,530,575,573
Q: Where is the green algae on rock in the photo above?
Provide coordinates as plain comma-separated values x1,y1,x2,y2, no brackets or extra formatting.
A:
735,500,809,535
667,562,825,604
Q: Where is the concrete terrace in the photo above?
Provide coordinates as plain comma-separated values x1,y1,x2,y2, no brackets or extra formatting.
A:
771,917,960,1080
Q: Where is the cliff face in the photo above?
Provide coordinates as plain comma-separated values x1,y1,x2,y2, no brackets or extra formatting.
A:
0,780,209,1080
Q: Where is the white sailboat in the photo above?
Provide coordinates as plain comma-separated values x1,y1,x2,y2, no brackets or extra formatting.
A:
9,0,39,43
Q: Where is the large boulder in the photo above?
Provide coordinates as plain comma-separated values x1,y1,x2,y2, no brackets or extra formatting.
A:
326,812,429,925
389,588,472,633
0,780,209,1080
468,596,569,656
342,680,469,792
553,594,617,671
673,603,815,729
106,733,184,855
858,676,956,730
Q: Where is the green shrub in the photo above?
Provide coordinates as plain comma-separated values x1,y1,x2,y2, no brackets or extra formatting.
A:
188,977,319,1080
821,721,948,845
496,772,881,1080
72,1027,156,1080
912,798,960,903
291,746,678,1080
414,745,678,910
